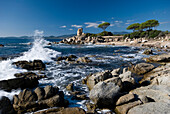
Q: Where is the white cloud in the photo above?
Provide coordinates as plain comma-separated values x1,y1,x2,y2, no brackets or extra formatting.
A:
71,25,82,28
125,23,130,25
60,25,67,28
84,22,99,28
69,29,73,31
84,21,108,28
160,21,170,24
126,20,134,23
115,20,123,23
110,24,114,26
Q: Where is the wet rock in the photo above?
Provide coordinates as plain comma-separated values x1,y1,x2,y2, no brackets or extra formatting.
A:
86,103,97,113
0,44,4,47
75,94,87,100
116,93,136,106
66,83,74,91
115,100,142,114
146,53,170,62
0,96,15,114
57,107,86,114
129,63,155,75
86,70,113,90
68,54,77,59
12,60,46,70
13,86,67,113
0,77,39,91
44,85,59,99
34,87,45,101
14,72,37,78
89,77,122,108
14,72,46,80
128,102,170,114
143,49,153,55
76,57,92,63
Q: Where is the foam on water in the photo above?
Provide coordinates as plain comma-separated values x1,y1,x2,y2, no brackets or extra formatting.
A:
0,30,61,99
0,90,21,100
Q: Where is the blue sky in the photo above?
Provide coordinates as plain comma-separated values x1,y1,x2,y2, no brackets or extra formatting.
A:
0,0,170,36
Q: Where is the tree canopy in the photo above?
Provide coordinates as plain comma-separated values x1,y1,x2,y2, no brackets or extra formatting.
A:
126,23,140,31
98,22,110,31
127,19,160,32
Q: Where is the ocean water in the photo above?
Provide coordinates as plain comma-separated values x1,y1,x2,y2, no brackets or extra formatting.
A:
0,31,155,110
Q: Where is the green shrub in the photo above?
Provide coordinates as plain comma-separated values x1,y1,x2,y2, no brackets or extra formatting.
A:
148,30,161,38
130,31,140,39
140,31,147,37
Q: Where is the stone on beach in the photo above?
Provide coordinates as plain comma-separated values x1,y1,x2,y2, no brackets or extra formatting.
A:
12,60,46,70
146,53,170,62
86,70,113,90
0,77,39,91
129,63,155,75
128,102,170,114
13,86,68,113
89,77,122,108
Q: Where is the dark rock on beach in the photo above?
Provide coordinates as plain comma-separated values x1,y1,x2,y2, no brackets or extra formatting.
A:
0,77,39,91
0,44,4,47
13,86,68,113
14,72,46,79
12,60,46,70
0,96,15,114
143,49,153,55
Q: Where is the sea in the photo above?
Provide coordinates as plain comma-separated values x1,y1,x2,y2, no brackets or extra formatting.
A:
0,30,161,112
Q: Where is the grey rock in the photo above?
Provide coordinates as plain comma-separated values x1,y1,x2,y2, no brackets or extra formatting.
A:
89,77,122,108
129,63,155,75
128,102,170,114
116,93,136,106
86,70,113,90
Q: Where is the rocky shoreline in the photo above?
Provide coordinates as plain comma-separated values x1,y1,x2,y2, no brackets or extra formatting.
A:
0,51,169,113
56,28,170,52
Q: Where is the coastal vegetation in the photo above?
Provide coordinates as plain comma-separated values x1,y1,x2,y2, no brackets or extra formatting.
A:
124,19,169,39
98,22,110,31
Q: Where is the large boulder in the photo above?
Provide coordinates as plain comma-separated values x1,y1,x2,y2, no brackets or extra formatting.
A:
0,77,38,91
130,86,170,103
129,63,155,75
116,93,136,106
13,86,68,113
12,60,46,70
143,49,153,55
14,72,46,79
89,77,122,108
86,70,113,90
0,96,15,114
119,71,136,91
146,53,170,62
128,102,170,114
76,57,92,63
115,100,142,114
141,63,170,84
